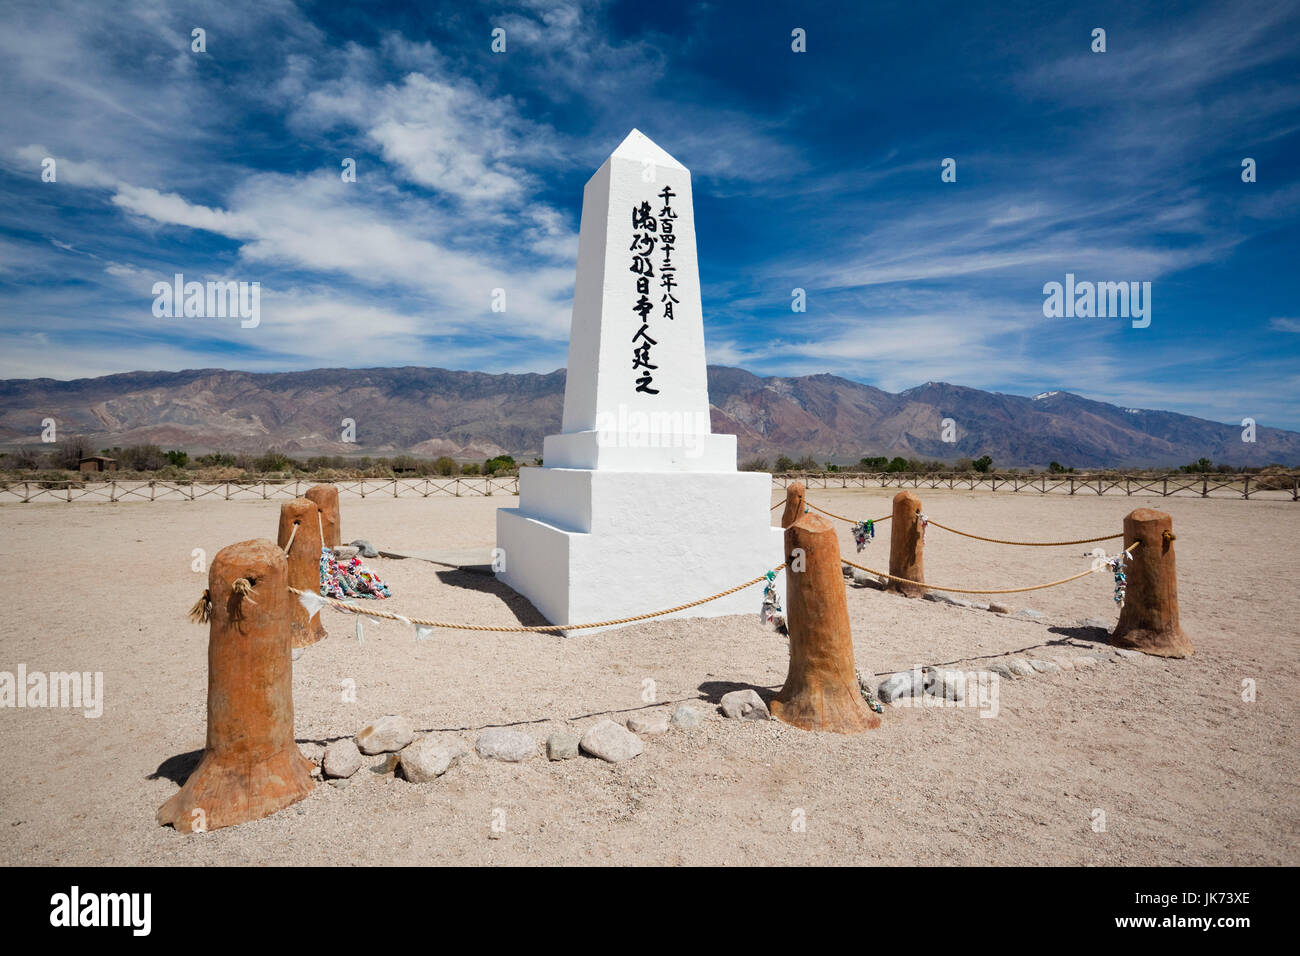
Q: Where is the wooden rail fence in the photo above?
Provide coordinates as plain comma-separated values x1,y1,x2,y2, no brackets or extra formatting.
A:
2,472,1296,503
0,476,520,503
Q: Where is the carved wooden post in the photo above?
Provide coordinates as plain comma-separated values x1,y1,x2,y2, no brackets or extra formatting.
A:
1112,509,1193,658
277,497,327,648
780,481,806,529
771,513,881,733
157,540,314,833
887,490,926,597
305,483,341,547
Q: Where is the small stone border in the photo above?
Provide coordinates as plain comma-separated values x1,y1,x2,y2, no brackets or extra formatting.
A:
841,563,1113,622
310,700,718,788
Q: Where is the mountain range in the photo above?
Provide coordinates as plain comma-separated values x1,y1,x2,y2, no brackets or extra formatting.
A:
1,366,1296,468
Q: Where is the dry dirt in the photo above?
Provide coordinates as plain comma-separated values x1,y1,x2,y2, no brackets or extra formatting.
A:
0,488,1296,865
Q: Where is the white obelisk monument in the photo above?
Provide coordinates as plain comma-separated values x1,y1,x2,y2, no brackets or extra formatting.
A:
496,129,784,632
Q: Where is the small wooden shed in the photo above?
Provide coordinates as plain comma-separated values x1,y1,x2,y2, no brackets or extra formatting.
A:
79,455,118,473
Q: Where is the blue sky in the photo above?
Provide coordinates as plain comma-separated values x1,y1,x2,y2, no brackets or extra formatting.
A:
1,0,1298,427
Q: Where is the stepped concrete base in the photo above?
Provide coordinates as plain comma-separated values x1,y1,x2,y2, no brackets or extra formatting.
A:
496,468,784,634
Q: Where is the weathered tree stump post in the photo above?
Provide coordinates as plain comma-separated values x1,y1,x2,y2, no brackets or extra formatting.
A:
305,483,341,547
771,513,881,733
1111,509,1193,658
277,497,327,648
157,540,314,833
780,481,806,529
887,490,926,597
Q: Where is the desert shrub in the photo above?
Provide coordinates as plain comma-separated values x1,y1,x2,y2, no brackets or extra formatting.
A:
121,444,165,471
484,455,517,475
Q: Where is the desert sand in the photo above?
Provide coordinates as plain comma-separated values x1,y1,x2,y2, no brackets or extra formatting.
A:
0,488,1296,866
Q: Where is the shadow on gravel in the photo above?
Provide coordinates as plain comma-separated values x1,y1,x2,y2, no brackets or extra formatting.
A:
148,749,203,785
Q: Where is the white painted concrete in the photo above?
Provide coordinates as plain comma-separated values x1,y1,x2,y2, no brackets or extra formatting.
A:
496,129,784,632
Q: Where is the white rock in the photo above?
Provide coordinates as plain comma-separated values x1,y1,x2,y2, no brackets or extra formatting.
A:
355,714,416,755
719,688,769,720
1028,659,1061,674
1013,608,1044,620
547,732,580,760
1113,648,1145,659
580,719,644,762
923,668,966,701
924,593,989,611
1006,658,1037,678
986,661,1016,680
1077,617,1111,631
322,739,363,779
399,735,467,783
877,669,924,702
670,703,705,730
626,713,669,735
475,727,536,762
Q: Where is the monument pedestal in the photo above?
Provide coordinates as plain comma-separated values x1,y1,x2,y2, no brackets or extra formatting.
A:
498,468,783,633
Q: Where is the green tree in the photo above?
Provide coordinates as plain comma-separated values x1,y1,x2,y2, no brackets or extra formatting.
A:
973,455,994,473
886,456,909,473
1179,457,1214,474
774,455,796,472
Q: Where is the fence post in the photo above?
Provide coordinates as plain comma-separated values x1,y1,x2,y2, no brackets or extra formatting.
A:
277,498,327,648
771,512,881,733
1111,509,1193,658
1243,476,1250,500
780,481,805,529
156,539,314,832
305,484,341,547
887,491,926,598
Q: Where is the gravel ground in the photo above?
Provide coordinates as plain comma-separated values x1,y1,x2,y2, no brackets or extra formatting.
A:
0,488,1295,865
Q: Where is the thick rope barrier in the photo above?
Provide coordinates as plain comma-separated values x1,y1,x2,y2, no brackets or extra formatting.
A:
287,564,787,634
923,517,1121,547
805,500,892,525
839,540,1138,595
803,495,1117,545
